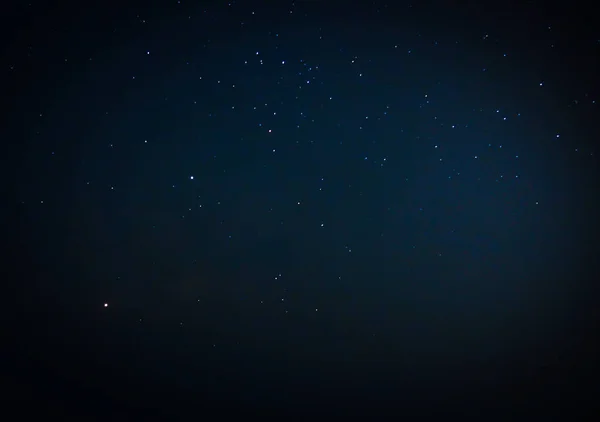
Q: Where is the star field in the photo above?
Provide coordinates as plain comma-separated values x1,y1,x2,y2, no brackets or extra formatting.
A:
7,0,600,418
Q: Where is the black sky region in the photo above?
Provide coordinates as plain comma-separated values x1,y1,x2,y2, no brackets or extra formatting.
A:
6,0,600,418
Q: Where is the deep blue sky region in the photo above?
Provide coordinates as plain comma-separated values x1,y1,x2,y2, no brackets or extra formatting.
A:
6,0,600,418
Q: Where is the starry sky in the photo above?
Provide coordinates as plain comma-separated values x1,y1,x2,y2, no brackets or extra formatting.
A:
6,0,600,418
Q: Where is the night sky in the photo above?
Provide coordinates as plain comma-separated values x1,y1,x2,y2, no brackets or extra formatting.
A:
6,0,600,418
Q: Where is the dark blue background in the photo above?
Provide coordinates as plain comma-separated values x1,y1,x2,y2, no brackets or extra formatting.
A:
6,0,599,418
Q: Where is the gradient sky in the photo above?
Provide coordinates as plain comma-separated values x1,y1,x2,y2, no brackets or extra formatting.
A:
7,0,599,418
